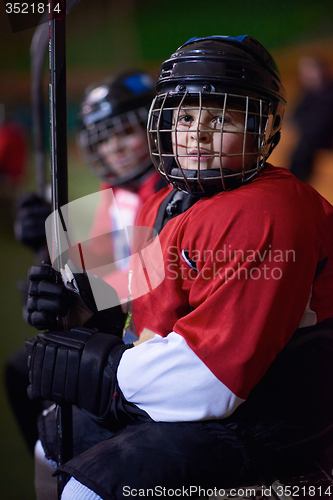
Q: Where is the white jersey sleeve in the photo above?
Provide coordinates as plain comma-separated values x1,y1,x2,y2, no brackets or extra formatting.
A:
117,331,244,422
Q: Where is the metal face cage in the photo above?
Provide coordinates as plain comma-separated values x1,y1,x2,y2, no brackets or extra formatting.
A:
148,91,275,197
77,106,152,187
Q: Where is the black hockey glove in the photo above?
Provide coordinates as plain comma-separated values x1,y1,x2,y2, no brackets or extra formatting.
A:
27,263,71,330
14,193,51,253
26,262,126,335
25,328,136,422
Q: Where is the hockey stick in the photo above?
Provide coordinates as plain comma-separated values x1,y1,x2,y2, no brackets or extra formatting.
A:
30,0,81,199
48,3,82,496
48,1,71,496
31,3,81,495
30,21,48,198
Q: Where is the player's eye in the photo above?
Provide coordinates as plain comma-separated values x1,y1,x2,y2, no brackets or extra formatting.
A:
177,113,194,126
212,115,224,126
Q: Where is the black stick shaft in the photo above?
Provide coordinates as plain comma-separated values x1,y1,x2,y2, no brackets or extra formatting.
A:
30,22,48,198
48,1,73,496
49,3,68,213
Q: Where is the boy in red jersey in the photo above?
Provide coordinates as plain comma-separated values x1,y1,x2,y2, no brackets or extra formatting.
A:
26,36,333,500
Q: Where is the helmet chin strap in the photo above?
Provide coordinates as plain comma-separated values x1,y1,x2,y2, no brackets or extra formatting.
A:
169,165,265,196
171,168,235,179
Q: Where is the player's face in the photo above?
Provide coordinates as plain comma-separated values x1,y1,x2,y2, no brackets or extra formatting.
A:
172,103,257,172
98,123,149,177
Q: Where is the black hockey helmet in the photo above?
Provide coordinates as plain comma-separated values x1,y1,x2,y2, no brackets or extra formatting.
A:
78,70,156,187
148,35,287,196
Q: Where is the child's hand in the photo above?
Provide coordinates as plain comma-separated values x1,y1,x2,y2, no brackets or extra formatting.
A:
134,328,156,346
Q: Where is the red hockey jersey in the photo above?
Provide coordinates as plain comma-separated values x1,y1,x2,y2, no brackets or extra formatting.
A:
117,165,333,421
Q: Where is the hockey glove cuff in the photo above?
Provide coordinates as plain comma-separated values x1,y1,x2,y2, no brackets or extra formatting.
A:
26,328,133,420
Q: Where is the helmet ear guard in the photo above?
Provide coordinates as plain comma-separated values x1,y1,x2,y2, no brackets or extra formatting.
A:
148,35,287,196
262,103,285,158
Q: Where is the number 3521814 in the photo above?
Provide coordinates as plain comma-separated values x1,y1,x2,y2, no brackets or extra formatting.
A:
5,3,61,14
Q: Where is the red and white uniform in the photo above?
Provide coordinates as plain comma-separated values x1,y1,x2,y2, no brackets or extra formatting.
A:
80,172,159,301
117,164,333,421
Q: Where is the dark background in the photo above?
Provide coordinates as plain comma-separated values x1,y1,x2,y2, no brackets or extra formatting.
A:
0,1,333,498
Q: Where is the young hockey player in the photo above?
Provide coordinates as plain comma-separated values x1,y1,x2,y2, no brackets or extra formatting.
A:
25,36,333,500
15,69,160,301
6,69,160,455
